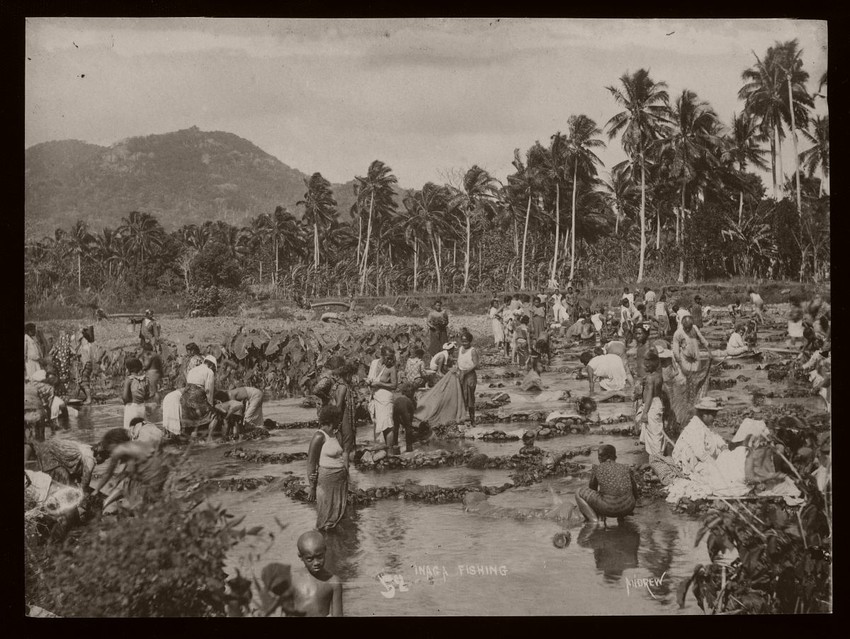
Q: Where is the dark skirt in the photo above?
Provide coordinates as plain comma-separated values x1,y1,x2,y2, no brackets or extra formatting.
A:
316,466,348,530
577,486,635,518
531,315,546,340
459,369,477,410
428,327,449,358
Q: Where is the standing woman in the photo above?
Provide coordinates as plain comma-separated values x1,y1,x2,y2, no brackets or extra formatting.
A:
141,342,163,403
367,346,398,443
331,361,359,464
456,331,481,425
530,298,546,342
514,316,531,366
122,358,150,429
489,298,505,350
427,300,450,359
307,405,348,531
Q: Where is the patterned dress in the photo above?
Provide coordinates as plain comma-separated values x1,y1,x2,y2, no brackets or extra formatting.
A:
577,460,638,517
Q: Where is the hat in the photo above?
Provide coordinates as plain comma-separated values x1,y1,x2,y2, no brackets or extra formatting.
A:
204,355,218,367
695,397,721,412
31,369,47,382
442,342,457,351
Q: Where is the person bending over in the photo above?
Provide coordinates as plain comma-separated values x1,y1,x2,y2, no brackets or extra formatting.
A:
575,444,638,524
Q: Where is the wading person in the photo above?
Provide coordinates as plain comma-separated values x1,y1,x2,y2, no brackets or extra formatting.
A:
76,327,96,405
91,428,171,514
24,437,96,493
367,346,397,442
637,353,665,456
655,294,670,337
227,386,264,430
489,298,505,350
456,331,480,425
672,314,711,405
331,361,359,461
618,299,634,346
24,323,44,381
427,300,449,358
126,416,164,449
748,288,765,325
306,405,348,531
551,289,568,325
426,342,455,385
514,316,531,365
690,295,704,329
25,370,53,442
50,331,74,395
161,387,183,437
392,383,418,453
141,342,163,402
184,342,204,376
575,444,639,523
530,298,546,341
404,347,428,389
121,358,150,429
182,355,222,441
580,349,628,396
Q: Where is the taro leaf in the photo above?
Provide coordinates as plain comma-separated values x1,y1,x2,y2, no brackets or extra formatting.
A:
298,333,307,351
265,336,282,357
246,526,264,536
366,332,379,346
232,334,248,360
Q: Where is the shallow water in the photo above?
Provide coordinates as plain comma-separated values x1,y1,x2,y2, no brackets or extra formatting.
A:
58,306,821,615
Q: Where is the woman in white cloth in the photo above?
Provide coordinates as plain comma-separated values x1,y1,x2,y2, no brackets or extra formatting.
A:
488,298,505,349
367,346,397,442
725,323,749,356
672,397,726,475
161,387,183,436
551,290,569,325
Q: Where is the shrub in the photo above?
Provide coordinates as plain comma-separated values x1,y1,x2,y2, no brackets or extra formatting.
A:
34,492,250,617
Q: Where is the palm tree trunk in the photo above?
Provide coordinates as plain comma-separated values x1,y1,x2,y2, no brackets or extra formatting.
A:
520,193,532,289
678,187,686,283
357,214,363,266
274,237,279,287
569,166,577,283
313,223,320,269
787,76,802,215
413,240,419,292
776,126,784,196
615,206,620,235
738,190,744,226
430,237,442,292
359,192,375,295
552,182,561,284
656,208,661,250
513,216,519,255
77,253,81,289
638,152,647,283
463,212,471,291
769,133,777,199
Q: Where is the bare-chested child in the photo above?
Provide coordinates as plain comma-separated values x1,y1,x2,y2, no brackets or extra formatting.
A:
290,531,343,616
637,353,665,456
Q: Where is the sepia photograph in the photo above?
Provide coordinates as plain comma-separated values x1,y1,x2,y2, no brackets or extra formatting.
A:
23,17,830,617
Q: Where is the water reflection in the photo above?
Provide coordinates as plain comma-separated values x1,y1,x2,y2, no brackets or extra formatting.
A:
577,520,641,583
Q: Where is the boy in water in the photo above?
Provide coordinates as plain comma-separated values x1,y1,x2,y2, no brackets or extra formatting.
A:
288,531,343,616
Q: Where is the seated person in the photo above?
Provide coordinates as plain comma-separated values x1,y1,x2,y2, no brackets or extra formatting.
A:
580,349,629,395
725,323,749,356
575,444,638,523
672,397,728,475
579,315,597,341
564,317,586,342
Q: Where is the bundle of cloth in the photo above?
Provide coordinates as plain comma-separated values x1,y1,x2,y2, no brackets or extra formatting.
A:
414,370,467,426
664,417,802,505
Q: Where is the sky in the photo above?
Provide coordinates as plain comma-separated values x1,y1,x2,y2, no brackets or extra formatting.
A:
25,18,828,189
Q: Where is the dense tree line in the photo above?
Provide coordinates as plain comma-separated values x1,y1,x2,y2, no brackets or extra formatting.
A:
25,41,829,305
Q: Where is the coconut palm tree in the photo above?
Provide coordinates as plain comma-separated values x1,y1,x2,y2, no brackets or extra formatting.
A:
606,69,670,283
401,182,451,292
799,115,829,196
65,220,93,289
566,114,606,283
446,165,501,291
506,148,542,290
772,39,814,213
656,89,721,282
118,211,165,271
297,173,337,270
723,111,770,223
355,161,398,295
599,162,639,236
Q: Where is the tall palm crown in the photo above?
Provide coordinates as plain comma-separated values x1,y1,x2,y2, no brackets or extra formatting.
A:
568,115,606,178
657,89,721,187
724,111,770,172
298,172,338,267
771,39,814,130
605,69,670,158
799,115,829,185
118,210,165,263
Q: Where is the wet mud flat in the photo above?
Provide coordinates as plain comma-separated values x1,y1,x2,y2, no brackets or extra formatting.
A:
59,303,826,615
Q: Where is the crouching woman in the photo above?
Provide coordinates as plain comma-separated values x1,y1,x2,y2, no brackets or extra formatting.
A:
575,444,638,523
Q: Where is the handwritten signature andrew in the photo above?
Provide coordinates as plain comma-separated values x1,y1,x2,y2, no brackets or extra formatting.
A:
624,572,667,599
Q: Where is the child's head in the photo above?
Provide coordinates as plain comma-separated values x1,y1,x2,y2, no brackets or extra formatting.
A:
504,295,512,305
125,357,143,374
621,299,629,307
296,531,328,576
521,316,530,325
623,286,630,294
399,382,417,400
414,347,425,360
637,303,645,313
694,295,702,304
597,444,617,463
579,350,595,365
214,390,230,403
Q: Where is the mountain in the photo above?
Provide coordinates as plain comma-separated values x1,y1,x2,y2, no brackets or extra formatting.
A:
24,126,377,235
